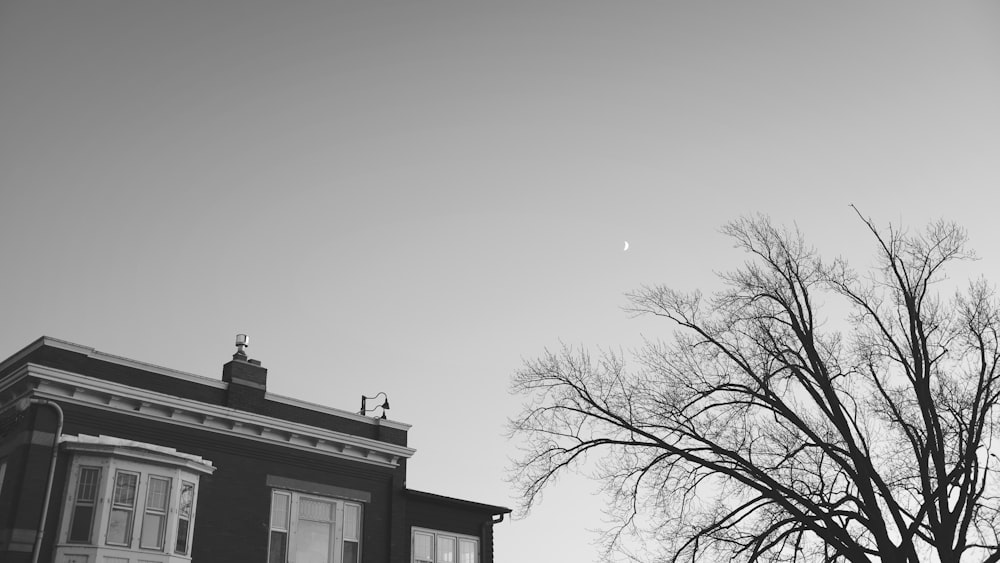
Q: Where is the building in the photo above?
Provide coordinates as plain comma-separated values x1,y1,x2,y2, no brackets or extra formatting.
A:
0,336,509,563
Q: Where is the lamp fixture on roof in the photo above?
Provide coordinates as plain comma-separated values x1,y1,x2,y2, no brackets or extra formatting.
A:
360,392,390,419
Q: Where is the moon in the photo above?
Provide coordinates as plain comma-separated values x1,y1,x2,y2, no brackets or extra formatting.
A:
623,241,629,251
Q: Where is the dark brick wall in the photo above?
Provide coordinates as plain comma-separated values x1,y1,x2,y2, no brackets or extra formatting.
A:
14,347,226,405
13,345,409,447
225,381,267,412
25,402,403,563
0,405,66,563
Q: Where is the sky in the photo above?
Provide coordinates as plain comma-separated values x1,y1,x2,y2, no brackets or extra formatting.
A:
2,1,1000,561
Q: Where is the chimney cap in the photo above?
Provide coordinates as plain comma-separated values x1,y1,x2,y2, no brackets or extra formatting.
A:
234,334,249,359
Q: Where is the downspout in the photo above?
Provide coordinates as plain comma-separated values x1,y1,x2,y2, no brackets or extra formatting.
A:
21,398,64,563
481,513,506,563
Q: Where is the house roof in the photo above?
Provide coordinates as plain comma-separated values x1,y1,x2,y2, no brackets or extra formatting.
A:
405,488,512,516
0,336,416,468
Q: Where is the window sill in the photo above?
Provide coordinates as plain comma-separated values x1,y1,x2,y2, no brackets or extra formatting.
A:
54,544,193,563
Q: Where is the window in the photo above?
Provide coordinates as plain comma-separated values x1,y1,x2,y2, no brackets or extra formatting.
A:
268,489,363,563
342,503,360,563
140,476,171,549
411,528,478,563
175,481,195,554
268,491,290,563
68,466,101,542
55,435,214,563
107,470,139,545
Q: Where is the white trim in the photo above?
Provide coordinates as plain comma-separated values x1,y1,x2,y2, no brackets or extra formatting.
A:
0,337,410,430
265,393,411,431
0,337,225,388
269,488,364,563
55,452,207,563
61,435,216,475
15,363,415,468
411,527,480,563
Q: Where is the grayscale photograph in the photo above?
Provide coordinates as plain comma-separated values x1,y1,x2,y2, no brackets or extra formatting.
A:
1,2,999,562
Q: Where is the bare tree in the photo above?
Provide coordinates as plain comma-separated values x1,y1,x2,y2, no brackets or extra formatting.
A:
509,211,1000,562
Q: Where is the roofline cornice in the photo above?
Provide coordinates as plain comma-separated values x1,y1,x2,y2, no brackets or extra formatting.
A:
0,336,226,387
8,363,416,468
0,336,410,431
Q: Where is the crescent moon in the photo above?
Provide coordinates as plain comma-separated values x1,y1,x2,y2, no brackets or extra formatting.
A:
623,241,629,251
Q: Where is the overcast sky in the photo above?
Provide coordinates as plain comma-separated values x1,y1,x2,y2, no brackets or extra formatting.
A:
2,1,1000,561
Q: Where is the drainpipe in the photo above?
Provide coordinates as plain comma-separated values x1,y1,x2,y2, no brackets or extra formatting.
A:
18,397,64,563
480,513,506,563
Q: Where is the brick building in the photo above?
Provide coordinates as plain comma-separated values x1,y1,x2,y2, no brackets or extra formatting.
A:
0,336,509,563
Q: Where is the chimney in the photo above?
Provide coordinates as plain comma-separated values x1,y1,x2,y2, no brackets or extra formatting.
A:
222,334,267,412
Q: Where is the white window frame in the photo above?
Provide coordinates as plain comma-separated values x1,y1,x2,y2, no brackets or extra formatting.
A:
411,527,479,563
106,469,140,546
67,465,102,543
55,436,213,563
174,479,197,555
267,489,363,563
139,474,171,550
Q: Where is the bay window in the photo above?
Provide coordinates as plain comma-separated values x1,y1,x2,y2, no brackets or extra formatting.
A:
55,435,215,563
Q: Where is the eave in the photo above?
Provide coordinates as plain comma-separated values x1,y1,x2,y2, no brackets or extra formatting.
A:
3,363,416,469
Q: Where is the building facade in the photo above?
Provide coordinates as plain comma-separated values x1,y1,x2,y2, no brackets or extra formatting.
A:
0,337,509,563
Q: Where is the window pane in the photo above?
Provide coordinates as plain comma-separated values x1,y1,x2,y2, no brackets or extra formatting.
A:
437,536,456,563
414,532,433,561
146,477,170,511
69,467,101,543
140,512,165,549
76,467,100,502
343,503,360,541
343,540,359,563
140,477,170,549
268,530,287,563
299,497,334,521
175,482,195,554
175,518,190,554
107,508,132,545
271,492,290,530
68,505,95,542
178,482,195,518
112,473,138,506
459,539,477,563
294,519,332,563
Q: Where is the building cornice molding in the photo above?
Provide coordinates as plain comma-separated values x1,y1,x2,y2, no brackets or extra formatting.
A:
13,363,415,468
0,337,410,430
264,393,412,431
62,435,218,475
0,336,227,388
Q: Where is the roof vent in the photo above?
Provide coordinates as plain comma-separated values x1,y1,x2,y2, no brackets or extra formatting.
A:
235,334,249,359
